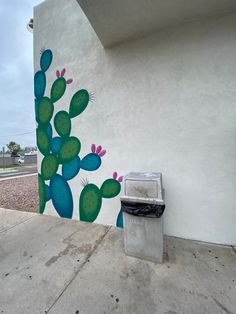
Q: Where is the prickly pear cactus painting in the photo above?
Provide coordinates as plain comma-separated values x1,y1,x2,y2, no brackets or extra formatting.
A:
34,49,123,226
80,172,123,222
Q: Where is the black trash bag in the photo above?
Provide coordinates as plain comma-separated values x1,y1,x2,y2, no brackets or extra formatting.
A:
121,201,165,218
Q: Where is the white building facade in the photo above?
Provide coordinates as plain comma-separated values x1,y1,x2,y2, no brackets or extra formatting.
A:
34,0,236,245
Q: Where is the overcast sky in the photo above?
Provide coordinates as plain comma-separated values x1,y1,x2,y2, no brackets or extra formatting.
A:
0,0,41,149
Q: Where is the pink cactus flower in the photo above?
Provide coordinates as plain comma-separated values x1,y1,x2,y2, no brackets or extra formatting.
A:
55,68,73,84
113,172,123,182
91,144,106,157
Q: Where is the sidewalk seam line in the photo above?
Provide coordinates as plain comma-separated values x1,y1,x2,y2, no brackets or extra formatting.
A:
231,246,236,255
0,215,37,234
46,225,112,314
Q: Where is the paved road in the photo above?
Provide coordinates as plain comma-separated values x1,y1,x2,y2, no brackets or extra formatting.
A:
0,165,37,179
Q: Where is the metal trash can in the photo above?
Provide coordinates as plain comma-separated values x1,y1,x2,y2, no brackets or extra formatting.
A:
120,172,165,263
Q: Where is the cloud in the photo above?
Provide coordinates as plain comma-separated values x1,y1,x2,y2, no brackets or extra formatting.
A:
0,0,41,148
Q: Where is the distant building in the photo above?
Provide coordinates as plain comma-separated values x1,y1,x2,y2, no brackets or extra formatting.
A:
24,146,37,153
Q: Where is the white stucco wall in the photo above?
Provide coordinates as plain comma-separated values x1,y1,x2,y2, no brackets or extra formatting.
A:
34,0,236,245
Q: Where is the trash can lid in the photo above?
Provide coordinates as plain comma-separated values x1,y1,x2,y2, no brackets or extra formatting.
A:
124,172,162,181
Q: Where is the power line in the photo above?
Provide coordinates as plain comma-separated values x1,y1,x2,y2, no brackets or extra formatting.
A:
1,130,35,137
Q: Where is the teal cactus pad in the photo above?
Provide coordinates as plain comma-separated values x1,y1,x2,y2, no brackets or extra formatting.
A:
69,89,89,118
34,71,46,99
40,49,53,72
62,156,80,180
80,153,101,171
41,154,59,180
50,174,73,219
37,97,54,125
45,184,51,202
46,123,52,140
54,111,71,137
116,210,123,228
58,136,81,164
51,136,62,155
79,184,102,222
100,178,121,198
50,77,66,102
36,126,50,156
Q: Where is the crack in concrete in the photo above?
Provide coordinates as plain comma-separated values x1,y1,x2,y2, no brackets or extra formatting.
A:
212,297,234,314
0,215,36,234
45,225,112,314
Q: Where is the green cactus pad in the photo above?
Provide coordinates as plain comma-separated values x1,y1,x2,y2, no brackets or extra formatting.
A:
54,111,71,137
37,97,54,125
41,154,59,180
58,136,81,164
79,184,102,222
50,77,66,102
38,174,46,214
69,89,89,118
35,99,39,122
100,179,121,198
36,126,50,156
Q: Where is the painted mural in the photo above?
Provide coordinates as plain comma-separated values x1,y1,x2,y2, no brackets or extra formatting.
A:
34,49,123,227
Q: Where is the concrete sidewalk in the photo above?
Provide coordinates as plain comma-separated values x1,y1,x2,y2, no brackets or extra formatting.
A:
0,208,235,314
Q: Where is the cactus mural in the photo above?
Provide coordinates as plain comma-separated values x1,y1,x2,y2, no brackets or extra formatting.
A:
79,172,123,222
34,49,123,225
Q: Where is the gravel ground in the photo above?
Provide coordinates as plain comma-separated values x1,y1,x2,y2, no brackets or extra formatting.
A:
0,175,39,213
